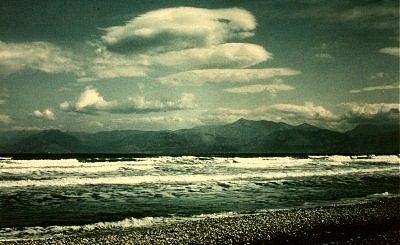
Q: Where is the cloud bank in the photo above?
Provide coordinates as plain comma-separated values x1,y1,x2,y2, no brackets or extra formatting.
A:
342,102,399,123
200,102,340,129
61,87,197,114
0,41,80,76
159,68,300,86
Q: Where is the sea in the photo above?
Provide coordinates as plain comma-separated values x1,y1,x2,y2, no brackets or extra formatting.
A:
0,155,399,240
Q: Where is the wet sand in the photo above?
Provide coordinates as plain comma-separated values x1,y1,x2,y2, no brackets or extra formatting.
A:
1,197,399,244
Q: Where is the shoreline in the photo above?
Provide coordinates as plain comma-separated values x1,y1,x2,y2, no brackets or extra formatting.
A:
1,197,399,244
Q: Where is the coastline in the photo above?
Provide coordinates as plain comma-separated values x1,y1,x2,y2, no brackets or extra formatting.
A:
1,197,399,245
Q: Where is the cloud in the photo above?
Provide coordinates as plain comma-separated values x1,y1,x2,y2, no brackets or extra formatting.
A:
101,7,256,53
224,79,294,96
369,72,386,80
32,108,55,120
159,68,300,86
0,88,8,104
112,93,197,114
315,53,334,59
61,87,197,114
202,102,399,128
379,47,400,57
111,115,184,124
350,82,400,93
0,114,11,125
0,41,80,76
340,5,399,29
200,108,253,124
200,102,339,128
342,102,399,123
77,45,147,82
280,2,399,30
267,102,340,122
148,43,270,70
60,86,117,114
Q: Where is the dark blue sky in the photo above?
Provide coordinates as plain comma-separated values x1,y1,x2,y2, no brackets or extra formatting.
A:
0,0,398,132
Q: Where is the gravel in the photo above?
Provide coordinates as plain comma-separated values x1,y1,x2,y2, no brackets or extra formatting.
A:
1,197,399,244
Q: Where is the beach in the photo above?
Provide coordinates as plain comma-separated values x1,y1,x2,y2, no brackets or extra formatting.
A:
1,197,399,245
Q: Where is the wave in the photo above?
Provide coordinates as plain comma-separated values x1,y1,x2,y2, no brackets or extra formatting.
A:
0,165,154,175
221,157,313,168
0,216,164,240
0,166,397,189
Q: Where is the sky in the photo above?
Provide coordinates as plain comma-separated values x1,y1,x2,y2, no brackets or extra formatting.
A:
0,0,398,132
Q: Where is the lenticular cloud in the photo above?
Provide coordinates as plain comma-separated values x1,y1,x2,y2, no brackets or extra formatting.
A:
101,7,256,53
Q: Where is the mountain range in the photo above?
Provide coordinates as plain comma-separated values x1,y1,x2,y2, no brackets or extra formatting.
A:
0,119,398,154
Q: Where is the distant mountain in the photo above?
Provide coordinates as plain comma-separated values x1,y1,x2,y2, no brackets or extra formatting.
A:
0,119,398,154
262,123,349,153
344,123,400,153
6,129,88,153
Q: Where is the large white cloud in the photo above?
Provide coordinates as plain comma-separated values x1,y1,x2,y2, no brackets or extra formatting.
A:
102,7,256,53
148,43,270,70
0,41,80,76
61,87,197,114
60,86,117,114
159,68,300,86
32,109,55,120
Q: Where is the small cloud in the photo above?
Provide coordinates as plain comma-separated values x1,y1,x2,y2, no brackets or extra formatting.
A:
0,114,12,125
159,68,300,86
379,47,400,57
0,88,9,104
349,82,399,93
32,108,56,120
315,53,334,59
224,79,294,96
369,72,386,80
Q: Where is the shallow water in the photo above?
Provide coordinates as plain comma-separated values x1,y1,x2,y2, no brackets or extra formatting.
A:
0,155,399,239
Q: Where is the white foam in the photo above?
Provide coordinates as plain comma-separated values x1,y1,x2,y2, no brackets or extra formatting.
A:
0,166,397,189
0,165,154,175
0,216,164,240
222,157,313,168
0,159,155,175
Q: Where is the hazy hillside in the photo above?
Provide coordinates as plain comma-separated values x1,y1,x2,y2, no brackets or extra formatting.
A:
0,119,398,154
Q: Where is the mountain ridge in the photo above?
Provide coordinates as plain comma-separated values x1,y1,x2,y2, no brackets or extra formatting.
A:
0,119,398,154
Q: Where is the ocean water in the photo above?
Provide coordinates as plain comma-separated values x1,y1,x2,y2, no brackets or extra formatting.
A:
0,155,399,240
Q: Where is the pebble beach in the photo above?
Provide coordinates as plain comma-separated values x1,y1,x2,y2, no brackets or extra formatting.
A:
1,197,399,245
